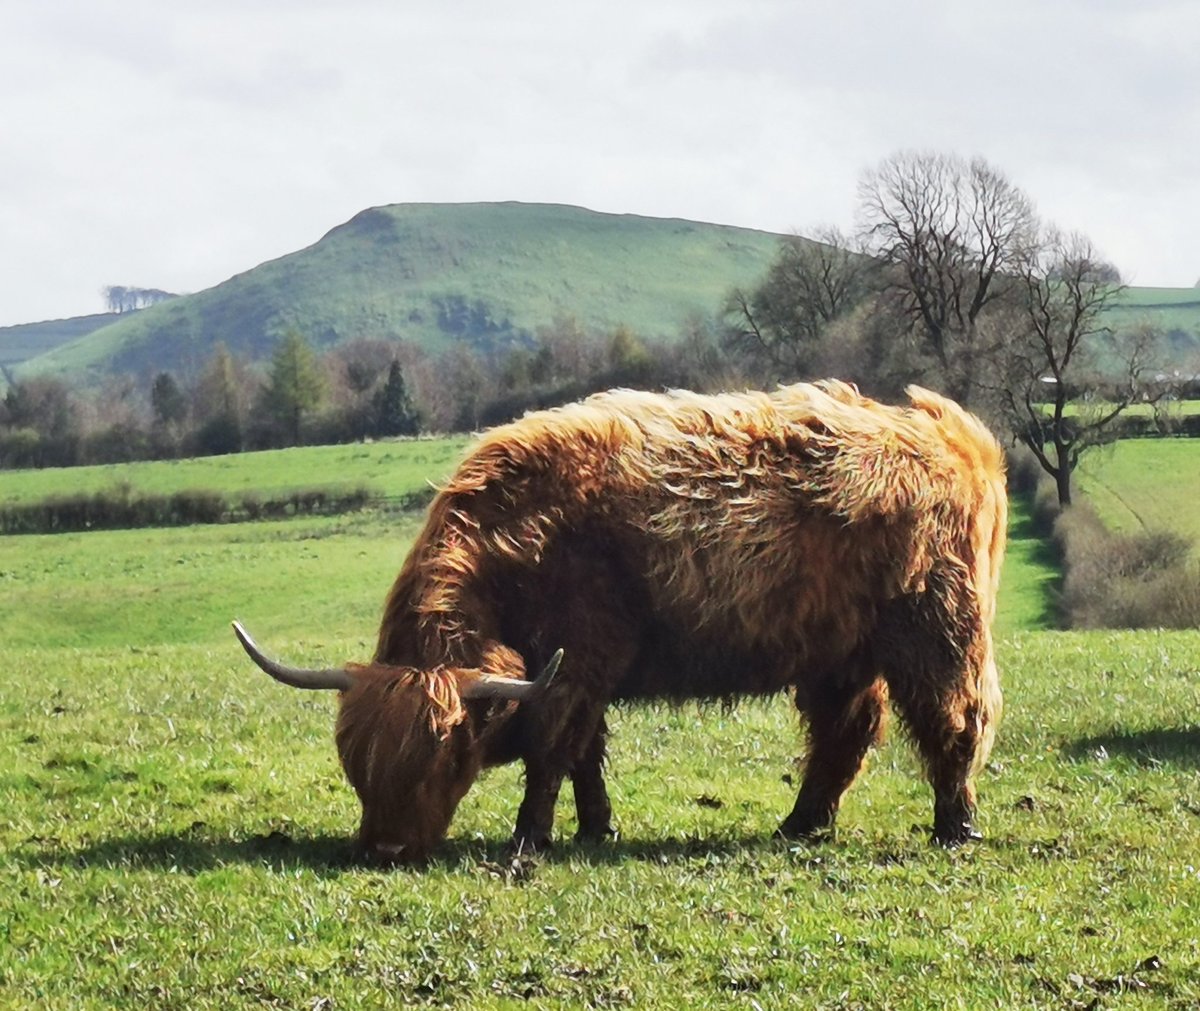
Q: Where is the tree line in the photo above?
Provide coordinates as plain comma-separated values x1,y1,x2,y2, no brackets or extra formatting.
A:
101,285,179,314
0,318,721,471
723,150,1194,505
4,150,1195,508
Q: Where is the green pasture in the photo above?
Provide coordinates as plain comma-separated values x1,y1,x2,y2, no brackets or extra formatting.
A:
2,441,1199,1007
0,438,469,507
1111,400,1200,418
1075,438,1200,548
1109,285,1200,345
1058,399,1200,419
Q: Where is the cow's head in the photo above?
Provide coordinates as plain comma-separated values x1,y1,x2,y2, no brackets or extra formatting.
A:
231,622,560,863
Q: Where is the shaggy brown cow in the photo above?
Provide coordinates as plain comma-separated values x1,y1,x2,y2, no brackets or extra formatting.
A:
234,380,1006,862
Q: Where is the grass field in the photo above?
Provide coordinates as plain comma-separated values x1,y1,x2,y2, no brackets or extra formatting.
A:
3,443,1199,1007
1075,439,1200,548
1062,400,1200,419
0,438,470,508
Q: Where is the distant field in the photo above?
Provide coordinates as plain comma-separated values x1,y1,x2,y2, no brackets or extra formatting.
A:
1061,399,1200,418
1115,399,1200,418
0,437,470,507
1109,285,1200,349
2,436,1055,642
1075,438,1200,547
1113,286,1200,308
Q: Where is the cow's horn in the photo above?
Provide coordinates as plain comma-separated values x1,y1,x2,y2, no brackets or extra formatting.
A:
460,648,564,702
232,621,354,692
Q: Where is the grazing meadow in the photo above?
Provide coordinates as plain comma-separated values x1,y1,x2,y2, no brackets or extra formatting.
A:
1075,438,1200,550
2,438,1199,1008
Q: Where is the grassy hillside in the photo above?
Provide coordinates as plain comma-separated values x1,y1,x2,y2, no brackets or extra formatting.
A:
0,313,119,373
12,206,1199,389
15,203,784,384
1109,286,1200,361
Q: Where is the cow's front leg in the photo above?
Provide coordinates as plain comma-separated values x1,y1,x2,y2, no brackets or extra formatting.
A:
511,761,563,854
571,718,616,842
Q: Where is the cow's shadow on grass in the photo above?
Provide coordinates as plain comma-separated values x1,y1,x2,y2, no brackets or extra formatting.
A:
18,827,813,877
1065,725,1200,770
17,829,363,877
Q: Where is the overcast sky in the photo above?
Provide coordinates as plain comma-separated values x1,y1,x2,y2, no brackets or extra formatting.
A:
2,0,1198,328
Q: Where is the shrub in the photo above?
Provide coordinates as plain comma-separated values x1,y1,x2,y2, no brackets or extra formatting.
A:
0,427,43,468
0,484,378,535
1055,501,1200,629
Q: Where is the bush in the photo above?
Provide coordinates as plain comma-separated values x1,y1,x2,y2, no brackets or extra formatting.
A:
1006,447,1063,538
1055,501,1200,629
0,484,378,535
0,427,43,468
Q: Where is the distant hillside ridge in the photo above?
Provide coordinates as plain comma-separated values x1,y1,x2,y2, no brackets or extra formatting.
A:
0,313,121,374
14,202,787,384
11,203,1200,387
1108,287,1200,362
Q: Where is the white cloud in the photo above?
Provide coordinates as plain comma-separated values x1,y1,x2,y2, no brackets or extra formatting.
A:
2,0,1197,327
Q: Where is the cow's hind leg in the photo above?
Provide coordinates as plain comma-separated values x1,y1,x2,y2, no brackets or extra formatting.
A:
885,639,1001,847
571,717,615,842
778,678,886,840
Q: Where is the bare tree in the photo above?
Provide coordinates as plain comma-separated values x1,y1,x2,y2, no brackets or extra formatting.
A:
724,227,871,381
984,229,1158,505
857,152,1037,403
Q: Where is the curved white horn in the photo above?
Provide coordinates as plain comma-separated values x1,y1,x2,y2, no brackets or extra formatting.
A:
460,648,563,702
232,621,354,692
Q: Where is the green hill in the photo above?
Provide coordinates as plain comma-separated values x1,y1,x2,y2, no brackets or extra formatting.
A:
1109,286,1200,361
12,204,1199,386
14,203,785,383
0,313,120,376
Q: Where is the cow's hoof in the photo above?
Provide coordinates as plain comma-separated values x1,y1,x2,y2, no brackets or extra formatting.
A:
775,815,835,842
932,824,983,848
575,823,618,844
508,832,552,857
364,841,424,866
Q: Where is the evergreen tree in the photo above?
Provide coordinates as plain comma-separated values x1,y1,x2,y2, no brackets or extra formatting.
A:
262,330,325,445
192,343,247,455
150,371,187,427
373,359,420,437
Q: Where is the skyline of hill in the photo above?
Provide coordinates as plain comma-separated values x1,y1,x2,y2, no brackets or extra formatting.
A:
3,202,1199,389
6,202,786,385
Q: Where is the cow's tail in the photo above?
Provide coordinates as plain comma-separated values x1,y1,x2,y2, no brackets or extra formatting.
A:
906,385,1008,611
904,386,1005,484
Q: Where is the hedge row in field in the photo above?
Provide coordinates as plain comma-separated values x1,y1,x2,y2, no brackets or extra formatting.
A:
1107,413,1200,439
0,484,432,534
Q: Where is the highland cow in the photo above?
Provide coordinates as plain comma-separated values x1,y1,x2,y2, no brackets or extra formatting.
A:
234,380,1007,862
